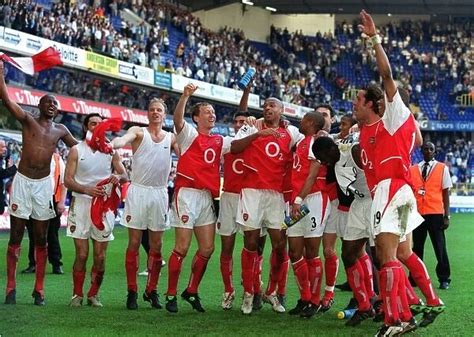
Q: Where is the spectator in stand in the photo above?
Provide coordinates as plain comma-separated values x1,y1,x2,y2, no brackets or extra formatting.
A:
0,139,17,214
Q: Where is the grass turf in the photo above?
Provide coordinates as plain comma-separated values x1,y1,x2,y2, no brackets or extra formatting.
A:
0,213,473,336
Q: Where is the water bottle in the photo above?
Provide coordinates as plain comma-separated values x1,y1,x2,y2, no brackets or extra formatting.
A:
238,67,256,90
282,204,310,229
336,308,357,320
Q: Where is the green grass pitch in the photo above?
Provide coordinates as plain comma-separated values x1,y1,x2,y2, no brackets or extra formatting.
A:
0,213,473,336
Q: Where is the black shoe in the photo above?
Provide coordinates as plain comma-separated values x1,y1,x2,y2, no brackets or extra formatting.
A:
277,294,286,309
335,281,351,292
288,299,307,315
165,295,178,313
419,305,445,327
143,290,162,309
319,298,334,313
253,293,263,311
439,281,450,290
401,317,418,334
300,302,321,318
5,289,16,304
344,297,358,310
32,290,45,306
181,289,205,312
375,322,404,336
126,290,138,310
345,308,375,327
52,266,64,275
21,265,35,274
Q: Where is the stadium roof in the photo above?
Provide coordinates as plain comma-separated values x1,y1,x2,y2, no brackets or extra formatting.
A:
180,0,474,15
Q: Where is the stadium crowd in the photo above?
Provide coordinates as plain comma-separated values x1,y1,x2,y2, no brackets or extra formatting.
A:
1,2,473,336
1,0,472,115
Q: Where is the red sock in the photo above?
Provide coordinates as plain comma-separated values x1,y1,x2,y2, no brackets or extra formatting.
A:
397,265,413,322
6,244,20,294
125,249,139,292
265,249,280,295
73,267,86,297
292,257,311,302
241,248,257,294
404,253,440,306
307,256,323,304
187,252,210,294
277,252,289,296
379,261,401,325
87,266,104,297
346,261,371,311
34,245,48,295
220,253,233,293
403,271,420,305
253,255,263,294
358,253,376,298
323,253,339,300
167,250,185,296
145,249,163,294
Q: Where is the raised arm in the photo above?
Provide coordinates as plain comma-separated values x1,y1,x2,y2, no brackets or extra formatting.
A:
59,124,79,147
239,82,252,112
174,83,198,134
359,10,397,100
171,133,180,157
111,126,140,149
0,61,28,122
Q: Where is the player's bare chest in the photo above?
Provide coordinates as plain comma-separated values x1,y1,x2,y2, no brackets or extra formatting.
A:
25,124,62,144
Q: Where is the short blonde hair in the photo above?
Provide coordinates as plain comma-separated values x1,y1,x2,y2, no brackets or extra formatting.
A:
148,98,168,113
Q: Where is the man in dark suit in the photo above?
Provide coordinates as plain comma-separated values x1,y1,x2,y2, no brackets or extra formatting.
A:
0,139,17,214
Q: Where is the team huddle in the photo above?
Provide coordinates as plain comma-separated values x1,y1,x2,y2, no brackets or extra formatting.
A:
1,10,446,337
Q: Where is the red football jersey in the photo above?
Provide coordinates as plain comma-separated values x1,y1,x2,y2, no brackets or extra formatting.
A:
235,124,299,192
174,123,223,198
222,136,245,194
359,91,416,192
291,135,327,202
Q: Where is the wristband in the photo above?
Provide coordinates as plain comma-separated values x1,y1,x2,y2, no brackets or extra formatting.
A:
294,196,303,205
367,34,382,48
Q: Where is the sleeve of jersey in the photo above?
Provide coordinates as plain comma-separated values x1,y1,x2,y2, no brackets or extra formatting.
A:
334,150,357,196
176,122,198,155
382,90,412,136
221,136,232,156
308,137,316,161
234,124,257,140
288,125,304,149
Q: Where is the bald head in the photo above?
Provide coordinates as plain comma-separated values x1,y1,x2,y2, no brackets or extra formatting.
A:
263,97,284,126
264,97,284,108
